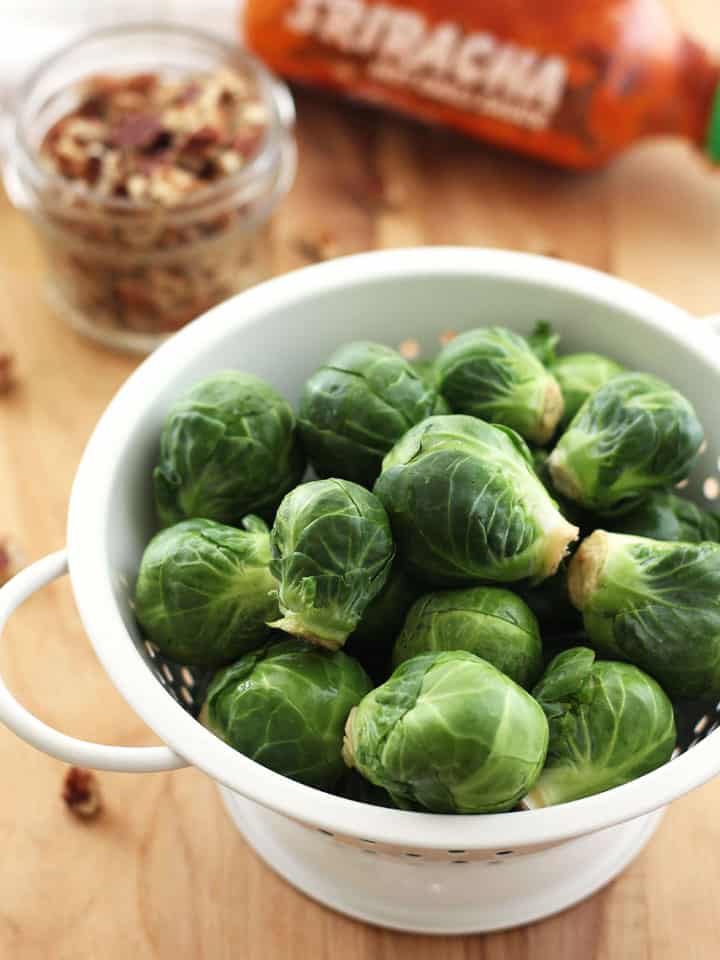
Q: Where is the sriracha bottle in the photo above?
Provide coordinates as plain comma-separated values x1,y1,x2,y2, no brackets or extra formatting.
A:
243,0,720,169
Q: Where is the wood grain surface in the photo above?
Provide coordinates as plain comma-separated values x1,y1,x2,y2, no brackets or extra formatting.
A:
2,2,720,957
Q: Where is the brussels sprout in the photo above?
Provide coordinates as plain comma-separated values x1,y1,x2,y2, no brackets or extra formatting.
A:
527,320,560,368
134,516,277,665
203,638,371,789
392,587,543,688
568,530,720,699
269,478,394,650
343,651,549,813
412,358,439,389
527,647,676,807
154,372,304,527
344,563,420,682
611,491,720,543
551,353,624,427
548,373,703,515
298,342,446,487
374,415,578,586
435,327,564,445
335,769,397,808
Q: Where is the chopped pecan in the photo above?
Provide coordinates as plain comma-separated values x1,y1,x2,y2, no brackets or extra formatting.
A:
293,229,339,263
0,352,15,393
0,538,24,586
110,113,163,149
62,767,103,820
36,67,273,339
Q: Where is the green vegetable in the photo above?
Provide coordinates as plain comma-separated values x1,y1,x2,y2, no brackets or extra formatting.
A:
134,517,277,665
374,415,578,586
269,478,394,650
343,651,549,813
548,373,703,515
203,638,371,789
611,491,720,543
412,358,439,389
154,372,304,527
298,342,445,487
435,327,564,445
551,353,624,427
527,323,624,425
569,530,720,699
392,587,543,689
345,563,420,682
527,647,676,807
527,320,560,368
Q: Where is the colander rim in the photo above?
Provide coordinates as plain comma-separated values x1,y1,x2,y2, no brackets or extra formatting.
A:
68,247,720,850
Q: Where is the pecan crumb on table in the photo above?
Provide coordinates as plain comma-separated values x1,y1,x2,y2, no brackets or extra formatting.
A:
0,352,15,393
0,538,24,586
62,767,103,820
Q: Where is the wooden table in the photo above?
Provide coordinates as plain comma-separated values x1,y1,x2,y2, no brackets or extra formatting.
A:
3,3,720,956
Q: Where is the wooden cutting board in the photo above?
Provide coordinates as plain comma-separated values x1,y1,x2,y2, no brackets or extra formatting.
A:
2,3,720,956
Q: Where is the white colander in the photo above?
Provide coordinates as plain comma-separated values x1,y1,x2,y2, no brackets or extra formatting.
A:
2,248,720,935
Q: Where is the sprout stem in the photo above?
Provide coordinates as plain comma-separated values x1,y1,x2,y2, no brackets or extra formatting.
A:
267,613,347,652
341,707,357,768
568,530,609,611
547,447,581,501
534,376,564,446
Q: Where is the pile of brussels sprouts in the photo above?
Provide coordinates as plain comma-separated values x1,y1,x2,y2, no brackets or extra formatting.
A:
134,323,720,814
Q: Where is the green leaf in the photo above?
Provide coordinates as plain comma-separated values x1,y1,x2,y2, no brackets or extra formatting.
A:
269,479,395,649
435,326,563,445
345,651,549,813
205,638,371,789
299,342,443,487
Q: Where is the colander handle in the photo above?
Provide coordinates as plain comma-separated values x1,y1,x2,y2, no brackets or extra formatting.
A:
0,550,187,772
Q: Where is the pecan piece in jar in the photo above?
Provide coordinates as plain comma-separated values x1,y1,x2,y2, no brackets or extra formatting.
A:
41,67,269,202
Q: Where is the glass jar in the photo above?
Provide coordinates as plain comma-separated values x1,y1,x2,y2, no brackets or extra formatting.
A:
7,23,296,353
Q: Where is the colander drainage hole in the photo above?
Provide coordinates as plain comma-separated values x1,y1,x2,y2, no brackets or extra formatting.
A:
451,859,469,864
495,850,513,856
447,849,466,854
404,852,423,858
317,829,334,837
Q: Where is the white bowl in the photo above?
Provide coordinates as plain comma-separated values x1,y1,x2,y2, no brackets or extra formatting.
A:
2,248,720,934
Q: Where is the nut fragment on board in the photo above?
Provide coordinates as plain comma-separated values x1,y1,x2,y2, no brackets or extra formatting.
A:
62,767,103,820
0,538,24,585
292,229,339,262
0,353,16,393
